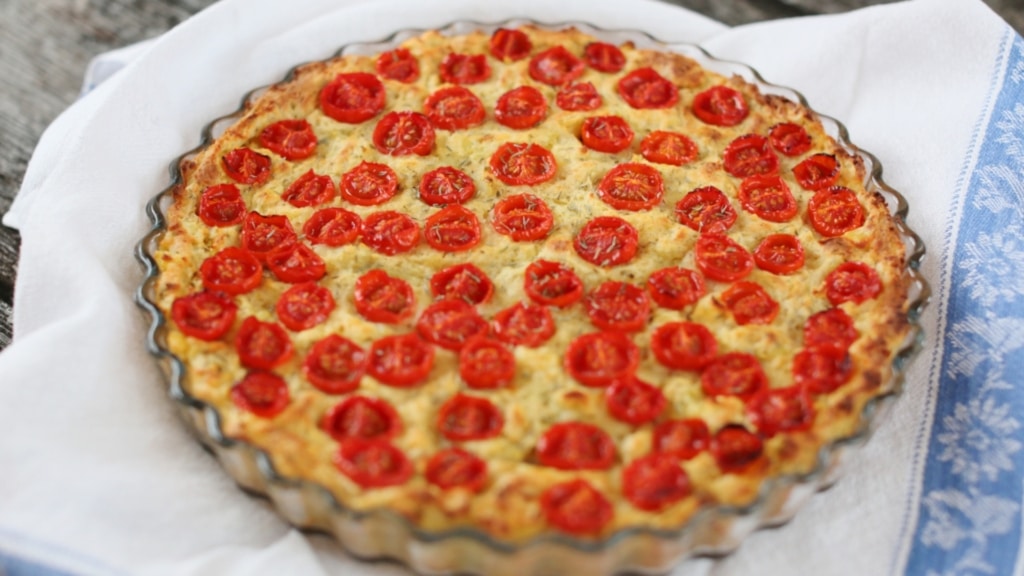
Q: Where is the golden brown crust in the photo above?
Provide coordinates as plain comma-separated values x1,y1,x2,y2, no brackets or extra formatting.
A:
152,25,911,541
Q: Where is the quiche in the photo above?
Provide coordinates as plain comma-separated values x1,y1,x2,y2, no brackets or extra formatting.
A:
149,24,913,544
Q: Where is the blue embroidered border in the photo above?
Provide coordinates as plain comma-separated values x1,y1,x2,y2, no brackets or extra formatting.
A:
905,28,1024,576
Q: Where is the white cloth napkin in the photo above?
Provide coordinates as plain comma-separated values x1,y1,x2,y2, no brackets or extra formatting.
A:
1,0,1021,574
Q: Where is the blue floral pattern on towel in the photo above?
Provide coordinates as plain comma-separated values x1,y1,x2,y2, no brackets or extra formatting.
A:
906,30,1024,576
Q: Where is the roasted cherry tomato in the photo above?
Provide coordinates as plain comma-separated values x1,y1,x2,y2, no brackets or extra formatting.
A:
622,453,690,511
647,267,705,310
417,300,489,350
605,377,666,425
418,166,476,206
425,448,488,491
353,269,415,324
723,134,778,178
495,86,548,130
276,282,335,331
675,186,737,234
748,385,815,437
303,334,366,394
320,72,386,124
303,207,362,247
584,42,625,73
529,46,585,86
489,142,557,186
199,247,262,295
235,317,293,370
197,183,245,226
231,371,290,418
334,438,412,488
491,302,556,348
793,153,840,190
700,352,767,401
694,234,753,282
240,212,297,261
721,281,779,325
489,28,532,62
367,333,435,387
692,85,748,126
491,193,554,241
361,211,420,256
430,263,493,305
424,205,481,252
651,321,718,370
753,233,805,274
585,281,650,332
437,393,504,441
596,162,662,210
376,48,419,83
564,332,639,387
423,86,486,131
640,131,698,166
459,336,515,389
541,479,613,535
283,170,336,207
825,262,882,305
808,186,865,237
266,243,326,283
556,81,602,111
738,174,797,222
652,418,710,460
793,345,853,394
222,147,271,186
804,308,858,350
617,67,679,109
440,53,491,84
171,291,237,341
537,422,616,470
321,395,401,442
373,111,435,156
710,424,763,473
524,260,584,307
340,161,399,206
259,119,317,160
768,122,811,156
581,115,634,153
574,216,639,267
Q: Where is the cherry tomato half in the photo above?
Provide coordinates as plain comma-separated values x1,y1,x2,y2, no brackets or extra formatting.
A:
700,352,767,401
437,393,504,441
747,385,815,437
373,111,435,156
235,317,294,370
376,48,419,83
640,131,698,166
459,336,515,389
240,212,297,261
529,46,585,86
793,345,853,394
692,85,748,126
622,453,690,511
259,119,317,160
803,308,858,350
710,424,763,473
675,186,737,235
793,153,840,190
425,448,488,491
283,170,336,208
334,438,412,488
723,134,778,178
276,282,335,331
423,86,486,131
321,395,401,442
753,234,805,275
537,422,617,472
340,161,399,206
808,186,865,237
417,300,489,350
581,115,634,153
424,205,481,252
489,28,532,62
171,291,237,341
768,122,811,156
491,302,556,348
303,334,366,394
652,418,710,460
419,166,476,206
320,72,385,124
353,269,415,324
430,263,493,305
199,247,262,295
694,234,753,282
605,377,666,425
440,53,491,84
361,211,420,256
574,216,639,267
585,281,650,332
825,262,882,305
303,207,362,247
584,42,625,73
231,371,290,418
489,142,557,186
222,147,271,186
720,281,779,326
197,183,245,226
617,67,679,109
266,243,327,284
540,479,613,535
647,267,705,310
564,332,639,387
491,193,554,241
495,86,548,130
556,81,602,111
651,321,718,371
738,174,797,222
367,333,435,387
524,260,584,308
596,162,663,211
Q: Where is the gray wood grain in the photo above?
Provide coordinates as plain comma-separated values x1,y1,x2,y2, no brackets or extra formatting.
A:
0,0,1020,351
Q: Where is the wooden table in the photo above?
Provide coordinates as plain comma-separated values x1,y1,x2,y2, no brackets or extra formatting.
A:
1,0,1020,351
